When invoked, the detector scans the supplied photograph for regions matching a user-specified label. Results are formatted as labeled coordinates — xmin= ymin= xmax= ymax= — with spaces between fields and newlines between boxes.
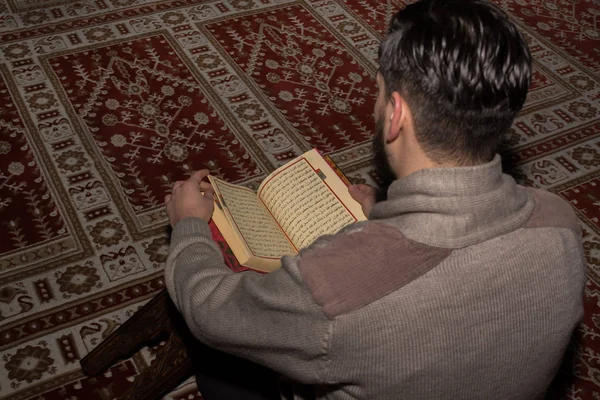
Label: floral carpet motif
xmin=0 ymin=0 xmax=598 ymax=399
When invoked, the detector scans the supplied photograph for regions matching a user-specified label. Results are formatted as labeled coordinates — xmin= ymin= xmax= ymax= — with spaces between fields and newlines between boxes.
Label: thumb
xmin=189 ymin=169 xmax=210 ymax=185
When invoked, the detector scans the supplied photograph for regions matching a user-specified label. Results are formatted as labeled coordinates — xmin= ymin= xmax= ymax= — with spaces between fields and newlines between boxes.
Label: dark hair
xmin=378 ymin=0 xmax=531 ymax=165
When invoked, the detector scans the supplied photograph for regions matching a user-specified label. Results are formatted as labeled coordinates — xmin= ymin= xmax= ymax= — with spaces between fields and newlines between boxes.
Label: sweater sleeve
xmin=163 ymin=217 xmax=333 ymax=384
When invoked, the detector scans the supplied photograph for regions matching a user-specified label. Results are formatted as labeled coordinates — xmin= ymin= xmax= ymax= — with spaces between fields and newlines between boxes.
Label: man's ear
xmin=386 ymin=92 xmax=406 ymax=143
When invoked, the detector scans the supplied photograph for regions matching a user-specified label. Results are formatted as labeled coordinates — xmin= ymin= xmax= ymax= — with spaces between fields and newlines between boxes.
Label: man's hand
xmin=348 ymin=184 xmax=377 ymax=217
xmin=165 ymin=169 xmax=214 ymax=227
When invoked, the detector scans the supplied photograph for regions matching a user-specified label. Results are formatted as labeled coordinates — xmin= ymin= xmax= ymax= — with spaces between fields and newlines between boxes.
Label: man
xmin=164 ymin=0 xmax=586 ymax=398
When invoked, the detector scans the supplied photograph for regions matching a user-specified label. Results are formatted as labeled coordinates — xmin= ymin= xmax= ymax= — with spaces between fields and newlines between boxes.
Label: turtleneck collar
xmin=369 ymin=155 xmax=535 ymax=248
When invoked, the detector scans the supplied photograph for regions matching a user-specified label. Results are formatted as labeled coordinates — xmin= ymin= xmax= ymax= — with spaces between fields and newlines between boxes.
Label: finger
xmin=173 ymin=181 xmax=185 ymax=191
xmin=348 ymin=187 xmax=368 ymax=203
xmin=199 ymin=181 xmax=214 ymax=194
xmin=189 ymin=169 xmax=210 ymax=185
xmin=354 ymin=184 xmax=377 ymax=194
xmin=164 ymin=194 xmax=172 ymax=204
xmin=202 ymin=187 xmax=215 ymax=197
xmin=349 ymin=184 xmax=370 ymax=196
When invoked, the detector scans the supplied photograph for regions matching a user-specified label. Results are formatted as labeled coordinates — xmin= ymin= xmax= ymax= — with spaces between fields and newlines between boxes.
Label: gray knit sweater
xmin=165 ymin=155 xmax=585 ymax=399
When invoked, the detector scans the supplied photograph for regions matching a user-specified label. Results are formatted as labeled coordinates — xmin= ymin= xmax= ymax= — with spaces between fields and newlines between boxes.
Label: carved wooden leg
xmin=80 ymin=289 xmax=173 ymax=377
xmin=80 ymin=289 xmax=197 ymax=400
xmin=118 ymin=330 xmax=194 ymax=400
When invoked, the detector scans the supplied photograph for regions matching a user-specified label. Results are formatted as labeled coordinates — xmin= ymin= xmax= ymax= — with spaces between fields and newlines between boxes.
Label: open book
xmin=209 ymin=149 xmax=366 ymax=272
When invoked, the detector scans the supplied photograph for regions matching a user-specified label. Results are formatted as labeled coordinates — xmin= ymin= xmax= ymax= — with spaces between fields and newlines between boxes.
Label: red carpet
xmin=0 ymin=0 xmax=598 ymax=398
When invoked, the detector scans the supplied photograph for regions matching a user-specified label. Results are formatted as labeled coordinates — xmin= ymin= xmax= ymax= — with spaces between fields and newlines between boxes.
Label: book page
xmin=211 ymin=200 xmax=283 ymax=272
xmin=258 ymin=152 xmax=362 ymax=250
xmin=210 ymin=177 xmax=297 ymax=258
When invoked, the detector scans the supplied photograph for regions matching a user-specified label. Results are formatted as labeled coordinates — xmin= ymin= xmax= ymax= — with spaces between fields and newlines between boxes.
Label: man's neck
xmin=394 ymin=155 xmax=447 ymax=180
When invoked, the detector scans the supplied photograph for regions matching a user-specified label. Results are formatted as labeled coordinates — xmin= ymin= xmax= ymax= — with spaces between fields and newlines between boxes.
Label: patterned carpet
xmin=0 ymin=0 xmax=598 ymax=398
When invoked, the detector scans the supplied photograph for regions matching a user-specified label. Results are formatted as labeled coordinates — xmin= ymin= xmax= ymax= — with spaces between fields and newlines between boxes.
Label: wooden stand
xmin=79 ymin=289 xmax=194 ymax=400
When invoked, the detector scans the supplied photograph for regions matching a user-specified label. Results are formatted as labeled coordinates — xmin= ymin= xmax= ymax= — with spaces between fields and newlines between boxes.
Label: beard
xmin=372 ymin=113 xmax=396 ymax=198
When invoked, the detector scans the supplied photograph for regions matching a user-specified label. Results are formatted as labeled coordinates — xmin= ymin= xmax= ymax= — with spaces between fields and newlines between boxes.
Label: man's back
xmin=325 ymin=220 xmax=583 ymax=399
xmin=294 ymin=158 xmax=585 ymax=399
